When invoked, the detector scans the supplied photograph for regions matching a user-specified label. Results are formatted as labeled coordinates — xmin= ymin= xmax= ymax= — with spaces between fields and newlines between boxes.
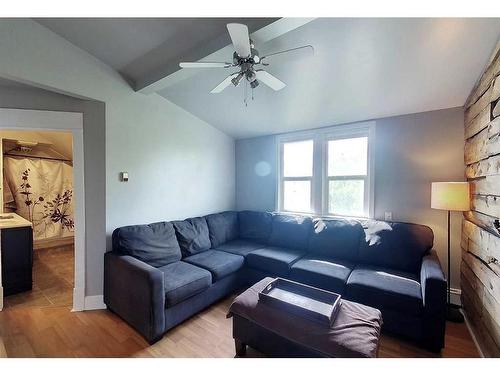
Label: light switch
xmin=120 ymin=172 xmax=129 ymax=182
xmin=384 ymin=211 xmax=393 ymax=221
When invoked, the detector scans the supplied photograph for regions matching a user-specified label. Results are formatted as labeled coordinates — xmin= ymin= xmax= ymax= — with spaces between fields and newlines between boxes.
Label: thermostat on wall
xmin=120 ymin=172 xmax=129 ymax=182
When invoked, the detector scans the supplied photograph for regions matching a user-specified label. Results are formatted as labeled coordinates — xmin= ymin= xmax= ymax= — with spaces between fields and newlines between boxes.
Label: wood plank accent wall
xmin=461 ymin=42 xmax=500 ymax=357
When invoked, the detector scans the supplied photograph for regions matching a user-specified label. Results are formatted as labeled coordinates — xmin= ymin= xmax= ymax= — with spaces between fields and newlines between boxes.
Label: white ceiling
xmin=34 ymin=18 xmax=500 ymax=139
xmin=158 ymin=18 xmax=500 ymax=139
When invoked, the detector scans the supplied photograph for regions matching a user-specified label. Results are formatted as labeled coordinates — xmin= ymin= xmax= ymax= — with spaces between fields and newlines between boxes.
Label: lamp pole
xmin=446 ymin=210 xmax=464 ymax=323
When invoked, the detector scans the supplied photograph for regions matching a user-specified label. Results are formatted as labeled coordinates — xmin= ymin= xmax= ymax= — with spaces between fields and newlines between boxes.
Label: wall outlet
xmin=384 ymin=211 xmax=393 ymax=221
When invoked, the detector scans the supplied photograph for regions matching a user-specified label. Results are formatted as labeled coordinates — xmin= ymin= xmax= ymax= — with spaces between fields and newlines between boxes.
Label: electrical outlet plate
xmin=384 ymin=212 xmax=392 ymax=221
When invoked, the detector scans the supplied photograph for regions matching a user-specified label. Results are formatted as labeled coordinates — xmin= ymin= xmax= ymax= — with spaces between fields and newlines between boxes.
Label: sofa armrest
xmin=420 ymin=249 xmax=446 ymax=314
xmin=104 ymin=252 xmax=165 ymax=343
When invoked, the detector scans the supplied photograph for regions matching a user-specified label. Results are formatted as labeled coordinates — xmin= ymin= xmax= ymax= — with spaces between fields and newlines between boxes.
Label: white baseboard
xmin=83 ymin=295 xmax=106 ymax=310
xmin=450 ymin=288 xmax=461 ymax=306
xmin=72 ymin=287 xmax=85 ymax=312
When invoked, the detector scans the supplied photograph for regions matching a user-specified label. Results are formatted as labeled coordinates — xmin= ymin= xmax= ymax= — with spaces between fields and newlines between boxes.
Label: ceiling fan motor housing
xmin=233 ymin=46 xmax=260 ymax=65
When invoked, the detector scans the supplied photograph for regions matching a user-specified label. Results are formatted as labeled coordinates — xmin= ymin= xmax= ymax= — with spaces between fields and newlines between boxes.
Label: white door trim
xmin=0 ymin=108 xmax=86 ymax=311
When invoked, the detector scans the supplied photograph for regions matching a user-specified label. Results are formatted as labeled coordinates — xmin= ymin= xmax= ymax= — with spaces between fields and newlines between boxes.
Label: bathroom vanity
xmin=0 ymin=213 xmax=33 ymax=310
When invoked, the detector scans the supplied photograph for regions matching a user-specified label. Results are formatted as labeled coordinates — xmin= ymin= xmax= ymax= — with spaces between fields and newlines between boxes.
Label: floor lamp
xmin=431 ymin=181 xmax=470 ymax=323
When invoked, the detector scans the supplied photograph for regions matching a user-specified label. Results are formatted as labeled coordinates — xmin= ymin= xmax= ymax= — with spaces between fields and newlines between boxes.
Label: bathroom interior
xmin=0 ymin=129 xmax=75 ymax=310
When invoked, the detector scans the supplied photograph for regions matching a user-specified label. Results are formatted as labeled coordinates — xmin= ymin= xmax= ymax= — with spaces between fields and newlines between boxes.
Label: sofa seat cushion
xmin=345 ymin=266 xmax=423 ymax=315
xmin=214 ymin=239 xmax=265 ymax=256
xmin=246 ymin=246 xmax=305 ymax=277
xmin=158 ymin=261 xmax=212 ymax=307
xmin=183 ymin=250 xmax=244 ymax=281
xmin=289 ymin=256 xmax=354 ymax=294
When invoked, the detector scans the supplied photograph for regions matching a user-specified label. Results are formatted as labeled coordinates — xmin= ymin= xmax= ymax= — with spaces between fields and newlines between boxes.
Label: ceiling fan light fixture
xmin=250 ymin=80 xmax=259 ymax=89
xmin=231 ymin=72 xmax=244 ymax=87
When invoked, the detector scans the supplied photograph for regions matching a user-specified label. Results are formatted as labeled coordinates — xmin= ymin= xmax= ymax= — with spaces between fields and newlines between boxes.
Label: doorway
xmin=0 ymin=108 xmax=85 ymax=312
xmin=1 ymin=130 xmax=75 ymax=309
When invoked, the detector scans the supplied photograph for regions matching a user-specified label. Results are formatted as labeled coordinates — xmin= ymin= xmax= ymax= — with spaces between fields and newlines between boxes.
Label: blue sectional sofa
xmin=104 ymin=210 xmax=446 ymax=351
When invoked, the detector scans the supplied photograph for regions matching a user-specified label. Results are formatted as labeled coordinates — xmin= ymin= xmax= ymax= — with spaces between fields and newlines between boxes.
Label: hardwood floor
xmin=0 ymin=247 xmax=480 ymax=358
xmin=0 ymin=295 xmax=480 ymax=358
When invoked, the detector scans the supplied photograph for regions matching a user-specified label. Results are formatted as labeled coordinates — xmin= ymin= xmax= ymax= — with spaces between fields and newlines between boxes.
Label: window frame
xmin=276 ymin=121 xmax=375 ymax=218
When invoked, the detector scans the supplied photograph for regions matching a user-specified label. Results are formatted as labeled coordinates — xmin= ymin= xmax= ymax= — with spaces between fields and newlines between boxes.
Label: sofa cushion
xmin=112 ymin=221 xmax=181 ymax=267
xmin=205 ymin=211 xmax=239 ymax=248
xmin=246 ymin=246 xmax=305 ymax=277
xmin=158 ymin=261 xmax=212 ymax=307
xmin=308 ymin=218 xmax=363 ymax=262
xmin=345 ymin=266 xmax=423 ymax=315
xmin=268 ymin=214 xmax=312 ymax=251
xmin=359 ymin=220 xmax=434 ymax=274
xmin=238 ymin=210 xmax=273 ymax=243
xmin=214 ymin=239 xmax=265 ymax=257
xmin=183 ymin=249 xmax=244 ymax=281
xmin=172 ymin=217 xmax=211 ymax=257
xmin=289 ymin=256 xmax=354 ymax=294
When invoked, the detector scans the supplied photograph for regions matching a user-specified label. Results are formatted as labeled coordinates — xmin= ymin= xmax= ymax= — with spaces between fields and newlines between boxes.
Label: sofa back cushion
xmin=238 ymin=210 xmax=273 ymax=243
xmin=204 ymin=211 xmax=239 ymax=248
xmin=172 ymin=217 xmax=211 ymax=257
xmin=308 ymin=218 xmax=364 ymax=262
xmin=358 ymin=220 xmax=434 ymax=274
xmin=112 ymin=221 xmax=181 ymax=267
xmin=268 ymin=214 xmax=312 ymax=251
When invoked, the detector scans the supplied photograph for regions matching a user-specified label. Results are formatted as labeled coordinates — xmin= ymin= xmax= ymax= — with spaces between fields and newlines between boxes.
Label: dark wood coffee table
xmin=227 ymin=277 xmax=383 ymax=358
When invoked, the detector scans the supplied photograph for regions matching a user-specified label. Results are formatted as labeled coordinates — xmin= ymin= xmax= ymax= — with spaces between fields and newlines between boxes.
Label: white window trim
xmin=276 ymin=121 xmax=375 ymax=218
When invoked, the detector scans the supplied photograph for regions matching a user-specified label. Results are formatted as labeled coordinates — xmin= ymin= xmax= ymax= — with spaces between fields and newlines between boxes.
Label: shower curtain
xmin=3 ymin=156 xmax=74 ymax=241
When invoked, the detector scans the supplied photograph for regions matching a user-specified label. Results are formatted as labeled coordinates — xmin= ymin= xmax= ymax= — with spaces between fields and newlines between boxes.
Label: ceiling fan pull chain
xmin=244 ymin=79 xmax=248 ymax=107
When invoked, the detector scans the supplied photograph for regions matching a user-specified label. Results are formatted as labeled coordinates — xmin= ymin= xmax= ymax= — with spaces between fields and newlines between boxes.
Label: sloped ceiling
xmin=33 ymin=18 xmax=500 ymax=139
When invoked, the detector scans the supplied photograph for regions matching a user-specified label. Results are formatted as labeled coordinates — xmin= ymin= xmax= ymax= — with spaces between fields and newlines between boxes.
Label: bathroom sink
xmin=0 ymin=215 xmax=15 ymax=220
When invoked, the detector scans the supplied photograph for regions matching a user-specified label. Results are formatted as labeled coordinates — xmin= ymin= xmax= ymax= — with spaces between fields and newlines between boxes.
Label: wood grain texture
xmin=465 ymin=85 xmax=493 ymax=125
xmin=0 ymin=296 xmax=480 ymax=358
xmin=464 ymin=210 xmax=500 ymax=238
xmin=470 ymin=173 xmax=500 ymax=197
xmin=462 ymin=41 xmax=500 ymax=358
xmin=465 ymin=105 xmax=491 ymax=139
xmin=465 ymin=152 xmax=500 ymax=179
xmin=464 ymin=118 xmax=500 ymax=166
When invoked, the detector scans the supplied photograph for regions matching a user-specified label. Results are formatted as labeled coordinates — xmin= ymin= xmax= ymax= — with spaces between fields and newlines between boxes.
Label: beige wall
xmin=236 ymin=107 xmax=465 ymax=289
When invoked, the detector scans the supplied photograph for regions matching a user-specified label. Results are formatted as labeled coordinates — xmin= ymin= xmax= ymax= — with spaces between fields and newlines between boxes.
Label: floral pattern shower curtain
xmin=3 ymin=156 xmax=74 ymax=241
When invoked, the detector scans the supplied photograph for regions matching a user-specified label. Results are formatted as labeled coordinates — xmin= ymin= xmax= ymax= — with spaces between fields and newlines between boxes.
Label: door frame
xmin=0 ymin=108 xmax=85 ymax=311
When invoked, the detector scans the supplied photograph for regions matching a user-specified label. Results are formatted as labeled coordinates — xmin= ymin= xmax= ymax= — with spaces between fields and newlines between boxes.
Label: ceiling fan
xmin=179 ymin=23 xmax=313 ymax=94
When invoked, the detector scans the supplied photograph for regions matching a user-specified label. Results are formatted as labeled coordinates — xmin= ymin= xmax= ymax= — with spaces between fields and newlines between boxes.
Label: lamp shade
xmin=431 ymin=182 xmax=470 ymax=211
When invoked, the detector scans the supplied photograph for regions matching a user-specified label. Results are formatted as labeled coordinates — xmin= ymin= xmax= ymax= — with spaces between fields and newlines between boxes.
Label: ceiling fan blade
xmin=227 ymin=23 xmax=251 ymax=58
xmin=255 ymin=70 xmax=286 ymax=91
xmin=210 ymin=74 xmax=238 ymax=94
xmin=260 ymin=45 xmax=314 ymax=63
xmin=179 ymin=62 xmax=232 ymax=68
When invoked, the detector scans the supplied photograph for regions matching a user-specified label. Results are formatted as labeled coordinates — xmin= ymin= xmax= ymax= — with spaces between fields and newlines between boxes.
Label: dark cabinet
xmin=1 ymin=226 xmax=33 ymax=296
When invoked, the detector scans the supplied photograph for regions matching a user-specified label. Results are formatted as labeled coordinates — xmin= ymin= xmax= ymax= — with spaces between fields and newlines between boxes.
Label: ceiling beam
xmin=136 ymin=17 xmax=316 ymax=94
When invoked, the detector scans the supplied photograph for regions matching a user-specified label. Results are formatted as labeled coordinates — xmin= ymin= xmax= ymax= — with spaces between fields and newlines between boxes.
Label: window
xmin=280 ymin=140 xmax=313 ymax=213
xmin=277 ymin=122 xmax=374 ymax=217
xmin=327 ymin=136 xmax=368 ymax=216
